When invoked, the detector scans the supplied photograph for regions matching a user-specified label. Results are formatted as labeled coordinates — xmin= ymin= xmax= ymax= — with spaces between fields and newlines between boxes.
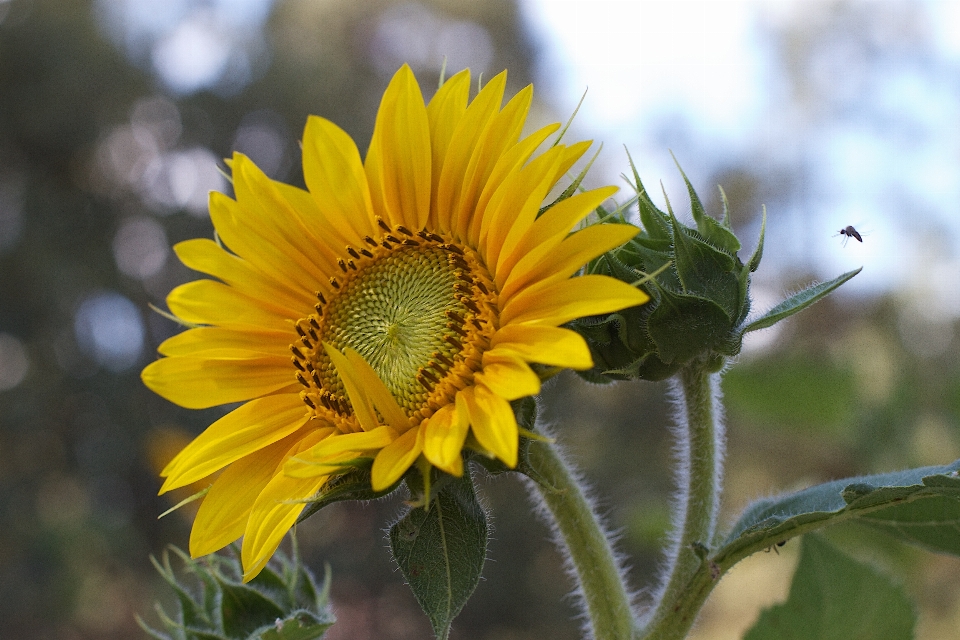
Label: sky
xmin=71 ymin=0 xmax=960 ymax=376
xmin=521 ymin=0 xmax=960 ymax=319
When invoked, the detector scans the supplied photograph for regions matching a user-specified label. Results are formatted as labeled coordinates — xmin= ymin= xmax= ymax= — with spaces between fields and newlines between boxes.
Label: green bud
xmin=574 ymin=162 xmax=762 ymax=382
xmin=575 ymin=158 xmax=859 ymax=382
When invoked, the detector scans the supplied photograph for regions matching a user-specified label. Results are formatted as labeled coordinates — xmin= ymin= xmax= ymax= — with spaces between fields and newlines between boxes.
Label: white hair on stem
xmin=643 ymin=368 xmax=726 ymax=626
xmin=520 ymin=419 xmax=642 ymax=640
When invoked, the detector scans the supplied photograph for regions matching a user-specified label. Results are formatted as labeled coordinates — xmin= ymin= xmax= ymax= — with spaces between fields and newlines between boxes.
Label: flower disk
xmin=142 ymin=64 xmax=649 ymax=580
xmin=294 ymin=233 xmax=497 ymax=429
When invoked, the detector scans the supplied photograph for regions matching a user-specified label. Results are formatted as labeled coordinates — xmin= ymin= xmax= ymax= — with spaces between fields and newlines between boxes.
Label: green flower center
xmin=290 ymin=226 xmax=498 ymax=430
xmin=325 ymin=244 xmax=465 ymax=408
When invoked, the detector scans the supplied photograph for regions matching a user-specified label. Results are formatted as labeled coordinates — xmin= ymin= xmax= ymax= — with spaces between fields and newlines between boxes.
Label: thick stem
xmin=527 ymin=439 xmax=638 ymax=640
xmin=641 ymin=360 xmax=724 ymax=639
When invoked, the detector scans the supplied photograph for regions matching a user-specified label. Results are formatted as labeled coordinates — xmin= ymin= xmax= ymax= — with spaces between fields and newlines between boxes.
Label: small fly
xmin=837 ymin=225 xmax=863 ymax=247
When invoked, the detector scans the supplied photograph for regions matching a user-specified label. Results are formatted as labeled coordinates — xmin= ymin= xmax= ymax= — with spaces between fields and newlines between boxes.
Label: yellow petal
xmin=273 ymin=165 xmax=368 ymax=271
xmin=158 ymin=326 xmax=291 ymax=358
xmin=285 ymin=425 xmax=397 ymax=476
xmin=241 ymin=460 xmax=329 ymax=580
xmin=371 ymin=426 xmax=424 ymax=491
xmin=501 ymin=275 xmax=650 ymax=327
xmin=242 ymin=481 xmax=318 ymax=581
xmin=159 ymin=394 xmax=309 ymax=491
xmin=480 ymin=145 xmax=566 ymax=271
xmin=519 ymin=224 xmax=640 ymax=289
xmin=230 ymin=155 xmax=340 ymax=286
xmin=469 ymin=122 xmax=560 ymax=243
xmin=322 ymin=343 xmax=379 ymax=432
xmin=528 ymin=185 xmax=620 ymax=249
xmin=141 ymin=356 xmax=294 ymax=410
xmin=549 ymin=140 xmax=592 ymax=186
xmin=344 ymin=348 xmax=411 ymax=432
xmin=435 ymin=71 xmax=506 ymax=234
xmin=492 ymin=143 xmax=595 ymax=285
xmin=489 ymin=325 xmax=594 ymax=369
xmin=365 ymin=64 xmax=431 ymax=231
xmin=302 ymin=115 xmax=377 ymax=243
xmin=167 ymin=280 xmax=295 ymax=332
xmin=454 ymin=84 xmax=533 ymax=243
xmin=174 ymin=238 xmax=313 ymax=311
xmin=475 ymin=355 xmax=541 ymax=401
xmin=461 ymin=385 xmax=518 ymax=468
xmin=498 ymin=190 xmax=624 ymax=298
xmin=207 ymin=189 xmax=330 ymax=299
xmin=422 ymin=403 xmax=469 ymax=476
xmin=189 ymin=432 xmax=300 ymax=557
xmin=426 ymin=69 xmax=470 ymax=226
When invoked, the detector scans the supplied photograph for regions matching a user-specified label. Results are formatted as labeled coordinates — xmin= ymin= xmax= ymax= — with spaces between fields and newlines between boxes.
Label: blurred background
xmin=2 ymin=0 xmax=960 ymax=638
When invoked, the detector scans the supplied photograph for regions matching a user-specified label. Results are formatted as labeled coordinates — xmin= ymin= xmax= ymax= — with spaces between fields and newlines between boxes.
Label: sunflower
xmin=142 ymin=65 xmax=649 ymax=580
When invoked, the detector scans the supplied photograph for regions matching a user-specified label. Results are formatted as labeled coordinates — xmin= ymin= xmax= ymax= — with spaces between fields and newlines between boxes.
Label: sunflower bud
xmin=574 ymin=162 xmax=861 ymax=383
xmin=573 ymin=164 xmax=762 ymax=381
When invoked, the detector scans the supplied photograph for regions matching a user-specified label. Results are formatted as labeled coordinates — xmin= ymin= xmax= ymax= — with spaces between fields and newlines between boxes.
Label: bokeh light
xmin=0 ymin=332 xmax=29 ymax=391
xmin=112 ymin=216 xmax=169 ymax=280
xmin=95 ymin=0 xmax=276 ymax=95
xmin=73 ymin=291 xmax=145 ymax=372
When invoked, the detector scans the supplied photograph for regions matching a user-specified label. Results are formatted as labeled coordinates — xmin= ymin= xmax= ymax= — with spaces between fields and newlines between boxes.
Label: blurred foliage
xmin=2 ymin=1 xmax=960 ymax=639
xmin=141 ymin=545 xmax=334 ymax=640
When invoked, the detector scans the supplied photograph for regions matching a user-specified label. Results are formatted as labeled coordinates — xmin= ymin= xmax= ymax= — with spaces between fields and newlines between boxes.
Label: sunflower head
xmin=574 ymin=165 xmax=762 ymax=381
xmin=141 ymin=64 xmax=648 ymax=580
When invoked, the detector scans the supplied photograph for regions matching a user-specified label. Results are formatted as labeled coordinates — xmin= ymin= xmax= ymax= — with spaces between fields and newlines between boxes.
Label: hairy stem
xmin=641 ymin=359 xmax=725 ymax=639
xmin=527 ymin=439 xmax=638 ymax=640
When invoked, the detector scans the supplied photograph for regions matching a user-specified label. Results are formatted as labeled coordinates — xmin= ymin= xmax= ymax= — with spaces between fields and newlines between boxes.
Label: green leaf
xmin=744 ymin=268 xmax=861 ymax=333
xmin=151 ymin=548 xmax=218 ymax=633
xmin=296 ymin=465 xmax=398 ymax=523
xmin=745 ymin=205 xmax=766 ymax=274
xmin=743 ymin=535 xmax=915 ymax=640
xmin=218 ymin=582 xmax=285 ymax=639
xmin=673 ymin=159 xmax=741 ymax=253
xmin=860 ymin=493 xmax=960 ymax=555
xmin=647 ymin=294 xmax=733 ymax=364
xmin=721 ymin=460 xmax=960 ymax=563
xmin=389 ymin=472 xmax=488 ymax=640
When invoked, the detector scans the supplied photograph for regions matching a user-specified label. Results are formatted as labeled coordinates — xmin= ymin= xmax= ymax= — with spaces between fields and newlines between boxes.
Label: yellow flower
xmin=142 ymin=65 xmax=649 ymax=580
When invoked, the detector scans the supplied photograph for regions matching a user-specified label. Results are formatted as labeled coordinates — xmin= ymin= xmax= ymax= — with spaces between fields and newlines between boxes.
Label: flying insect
xmin=837 ymin=225 xmax=863 ymax=246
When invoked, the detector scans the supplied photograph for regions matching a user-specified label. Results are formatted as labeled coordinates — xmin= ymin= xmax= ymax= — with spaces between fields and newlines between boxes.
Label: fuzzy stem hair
xmin=523 ymin=433 xmax=640 ymax=640
xmin=640 ymin=359 xmax=726 ymax=639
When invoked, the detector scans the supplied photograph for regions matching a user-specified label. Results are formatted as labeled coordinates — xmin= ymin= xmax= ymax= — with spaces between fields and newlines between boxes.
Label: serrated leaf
xmin=722 ymin=460 xmax=960 ymax=562
xmin=389 ymin=472 xmax=487 ymax=640
xmin=744 ymin=268 xmax=861 ymax=333
xmin=743 ymin=535 xmax=915 ymax=640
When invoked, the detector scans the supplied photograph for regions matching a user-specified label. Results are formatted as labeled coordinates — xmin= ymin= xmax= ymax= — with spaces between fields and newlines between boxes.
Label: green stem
xmin=641 ymin=360 xmax=724 ymax=639
xmin=527 ymin=439 xmax=638 ymax=640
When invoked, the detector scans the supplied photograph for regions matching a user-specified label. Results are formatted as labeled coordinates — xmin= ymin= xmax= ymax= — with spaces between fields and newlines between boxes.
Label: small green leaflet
xmin=744 ymin=268 xmax=861 ymax=333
